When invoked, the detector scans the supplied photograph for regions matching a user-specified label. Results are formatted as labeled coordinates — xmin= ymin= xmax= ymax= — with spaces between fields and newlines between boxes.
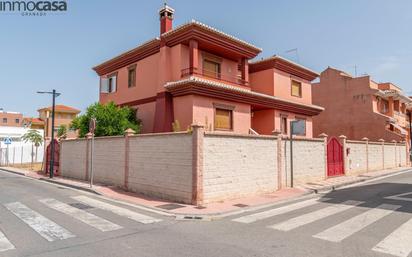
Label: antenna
xmin=349 ymin=65 xmax=357 ymax=77
xmin=285 ymin=48 xmax=300 ymax=63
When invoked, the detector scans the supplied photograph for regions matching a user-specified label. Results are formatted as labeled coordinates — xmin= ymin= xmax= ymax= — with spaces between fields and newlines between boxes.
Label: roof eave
xmin=165 ymin=77 xmax=324 ymax=116
xmin=249 ymin=56 xmax=319 ymax=81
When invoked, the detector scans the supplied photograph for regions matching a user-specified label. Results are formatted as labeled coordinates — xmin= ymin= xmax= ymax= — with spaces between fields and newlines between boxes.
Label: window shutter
xmin=100 ymin=78 xmax=109 ymax=93
xmin=215 ymin=109 xmax=232 ymax=130
xmin=291 ymin=80 xmax=302 ymax=97
xmin=111 ymin=75 xmax=117 ymax=92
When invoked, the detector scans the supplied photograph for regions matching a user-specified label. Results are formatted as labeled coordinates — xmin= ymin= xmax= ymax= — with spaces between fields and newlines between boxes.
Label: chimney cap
xmin=159 ymin=3 xmax=175 ymax=15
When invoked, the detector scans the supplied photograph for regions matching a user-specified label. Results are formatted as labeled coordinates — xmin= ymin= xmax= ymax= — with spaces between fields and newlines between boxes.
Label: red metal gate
xmin=327 ymin=137 xmax=344 ymax=177
xmin=45 ymin=139 xmax=60 ymax=176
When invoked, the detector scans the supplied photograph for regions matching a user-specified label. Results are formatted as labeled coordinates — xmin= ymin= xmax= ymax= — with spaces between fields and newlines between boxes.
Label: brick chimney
xmin=159 ymin=3 xmax=174 ymax=34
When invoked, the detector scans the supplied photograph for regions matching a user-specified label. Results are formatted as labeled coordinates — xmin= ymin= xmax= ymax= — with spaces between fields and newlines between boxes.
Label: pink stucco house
xmin=93 ymin=4 xmax=323 ymax=137
xmin=312 ymin=67 xmax=412 ymax=142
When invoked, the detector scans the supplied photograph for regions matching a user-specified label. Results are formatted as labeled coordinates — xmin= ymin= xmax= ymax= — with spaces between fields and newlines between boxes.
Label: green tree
xmin=70 ymin=102 xmax=141 ymax=138
xmin=21 ymin=129 xmax=43 ymax=169
xmin=57 ymin=124 xmax=67 ymax=138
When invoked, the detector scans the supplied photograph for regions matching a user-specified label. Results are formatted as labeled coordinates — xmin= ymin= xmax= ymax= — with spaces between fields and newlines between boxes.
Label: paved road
xmin=1 ymin=169 xmax=412 ymax=257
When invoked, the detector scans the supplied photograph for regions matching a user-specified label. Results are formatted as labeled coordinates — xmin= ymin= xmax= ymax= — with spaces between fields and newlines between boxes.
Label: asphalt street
xmin=1 ymin=169 xmax=412 ymax=257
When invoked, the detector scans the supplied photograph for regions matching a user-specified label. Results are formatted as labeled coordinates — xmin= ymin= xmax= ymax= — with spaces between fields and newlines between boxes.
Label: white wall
xmin=203 ymin=134 xmax=278 ymax=203
xmin=284 ymin=138 xmax=326 ymax=185
xmin=0 ymin=126 xmax=45 ymax=165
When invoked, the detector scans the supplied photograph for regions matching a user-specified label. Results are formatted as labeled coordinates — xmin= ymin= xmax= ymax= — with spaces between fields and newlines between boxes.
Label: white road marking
xmin=4 ymin=202 xmax=74 ymax=241
xmin=39 ymin=198 xmax=122 ymax=232
xmin=0 ymin=230 xmax=15 ymax=252
xmin=72 ymin=196 xmax=162 ymax=224
xmin=372 ymin=217 xmax=412 ymax=257
xmin=314 ymin=204 xmax=399 ymax=242
xmin=268 ymin=201 xmax=360 ymax=231
xmin=384 ymin=191 xmax=412 ymax=202
xmin=232 ymin=198 xmax=320 ymax=223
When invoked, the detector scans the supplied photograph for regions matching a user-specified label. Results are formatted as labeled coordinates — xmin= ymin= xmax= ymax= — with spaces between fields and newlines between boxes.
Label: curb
xmin=1 ymin=167 xmax=411 ymax=219
xmin=39 ymin=178 xmax=102 ymax=195
xmin=0 ymin=168 xmax=27 ymax=177
xmin=303 ymin=168 xmax=412 ymax=194
xmin=0 ymin=167 xmax=102 ymax=196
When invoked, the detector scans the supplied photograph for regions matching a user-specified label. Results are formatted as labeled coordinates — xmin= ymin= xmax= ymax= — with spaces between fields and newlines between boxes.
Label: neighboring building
xmin=93 ymin=4 xmax=323 ymax=136
xmin=0 ymin=111 xmax=23 ymax=127
xmin=312 ymin=67 xmax=412 ymax=141
xmin=22 ymin=117 xmax=45 ymax=130
xmin=24 ymin=105 xmax=80 ymax=139
xmin=38 ymin=105 xmax=80 ymax=139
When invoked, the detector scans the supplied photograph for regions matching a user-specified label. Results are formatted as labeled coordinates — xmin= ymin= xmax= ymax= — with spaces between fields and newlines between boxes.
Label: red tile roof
xmin=23 ymin=117 xmax=44 ymax=124
xmin=38 ymin=105 xmax=80 ymax=113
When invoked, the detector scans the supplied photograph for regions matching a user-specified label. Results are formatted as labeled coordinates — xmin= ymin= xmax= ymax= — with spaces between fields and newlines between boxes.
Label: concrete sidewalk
xmin=0 ymin=166 xmax=410 ymax=218
xmin=296 ymin=167 xmax=411 ymax=193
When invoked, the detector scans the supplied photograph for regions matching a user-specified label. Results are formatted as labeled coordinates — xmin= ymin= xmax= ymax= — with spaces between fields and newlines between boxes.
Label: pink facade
xmin=94 ymin=5 xmax=323 ymax=137
xmin=312 ymin=67 xmax=411 ymax=142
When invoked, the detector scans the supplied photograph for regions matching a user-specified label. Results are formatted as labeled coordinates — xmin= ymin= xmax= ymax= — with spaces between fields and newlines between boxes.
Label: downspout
xmin=409 ymin=111 xmax=412 ymax=164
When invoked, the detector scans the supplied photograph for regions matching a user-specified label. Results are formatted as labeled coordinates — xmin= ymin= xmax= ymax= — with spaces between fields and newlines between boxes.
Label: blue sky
xmin=1 ymin=0 xmax=411 ymax=116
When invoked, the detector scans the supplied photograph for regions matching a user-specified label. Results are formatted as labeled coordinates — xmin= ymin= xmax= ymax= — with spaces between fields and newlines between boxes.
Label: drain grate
xmin=233 ymin=203 xmax=249 ymax=208
xmin=195 ymin=206 xmax=207 ymax=209
xmin=69 ymin=203 xmax=94 ymax=210
xmin=156 ymin=203 xmax=185 ymax=210
xmin=183 ymin=216 xmax=203 ymax=220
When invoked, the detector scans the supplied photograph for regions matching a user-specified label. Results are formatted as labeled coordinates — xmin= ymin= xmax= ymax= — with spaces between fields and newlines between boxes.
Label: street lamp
xmin=37 ymin=89 xmax=61 ymax=178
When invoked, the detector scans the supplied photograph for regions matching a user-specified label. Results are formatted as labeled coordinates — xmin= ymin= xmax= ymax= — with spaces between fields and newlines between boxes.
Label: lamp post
xmin=37 ymin=90 xmax=61 ymax=178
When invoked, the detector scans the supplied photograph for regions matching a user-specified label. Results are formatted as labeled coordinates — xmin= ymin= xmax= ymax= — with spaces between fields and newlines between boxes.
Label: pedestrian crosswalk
xmin=313 ymin=204 xmax=399 ymax=242
xmin=0 ymin=229 xmax=15 ymax=252
xmin=0 ymin=196 xmax=163 ymax=253
xmin=39 ymin=198 xmax=122 ymax=232
xmin=269 ymin=200 xmax=360 ymax=231
xmin=232 ymin=199 xmax=412 ymax=257
xmin=72 ymin=196 xmax=162 ymax=224
xmin=5 ymin=202 xmax=75 ymax=242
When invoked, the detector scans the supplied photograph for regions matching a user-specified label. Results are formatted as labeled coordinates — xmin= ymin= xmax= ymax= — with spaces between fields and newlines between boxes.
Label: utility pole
xmin=37 ymin=89 xmax=60 ymax=178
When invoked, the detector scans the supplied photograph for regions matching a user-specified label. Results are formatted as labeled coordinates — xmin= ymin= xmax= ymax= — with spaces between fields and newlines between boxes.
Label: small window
xmin=2 ymin=118 xmax=7 ymax=123
xmin=293 ymin=118 xmax=306 ymax=136
xmin=291 ymin=80 xmax=302 ymax=97
xmin=203 ymin=59 xmax=220 ymax=79
xmin=128 ymin=66 xmax=136 ymax=88
xmin=108 ymin=75 xmax=117 ymax=93
xmin=381 ymin=99 xmax=389 ymax=114
xmin=15 ymin=119 xmax=19 ymax=124
xmin=101 ymin=73 xmax=117 ymax=93
xmin=281 ymin=116 xmax=288 ymax=135
xmin=394 ymin=100 xmax=400 ymax=112
xmin=214 ymin=108 xmax=232 ymax=130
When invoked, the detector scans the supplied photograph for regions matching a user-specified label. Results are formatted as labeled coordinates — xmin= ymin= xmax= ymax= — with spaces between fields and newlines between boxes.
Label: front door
xmin=327 ymin=137 xmax=344 ymax=177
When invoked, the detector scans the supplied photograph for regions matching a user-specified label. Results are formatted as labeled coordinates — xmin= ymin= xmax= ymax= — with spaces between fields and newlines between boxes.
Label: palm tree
xmin=21 ymin=130 xmax=43 ymax=170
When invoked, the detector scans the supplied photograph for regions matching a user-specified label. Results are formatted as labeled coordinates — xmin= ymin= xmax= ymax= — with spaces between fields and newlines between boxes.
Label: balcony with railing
xmin=394 ymin=111 xmax=407 ymax=127
xmin=181 ymin=67 xmax=249 ymax=87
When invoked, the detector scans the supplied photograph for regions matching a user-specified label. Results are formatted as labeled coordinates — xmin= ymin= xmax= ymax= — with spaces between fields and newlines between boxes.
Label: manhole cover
xmin=69 ymin=203 xmax=93 ymax=210
xmin=156 ymin=203 xmax=185 ymax=210
xmin=233 ymin=204 xmax=249 ymax=208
